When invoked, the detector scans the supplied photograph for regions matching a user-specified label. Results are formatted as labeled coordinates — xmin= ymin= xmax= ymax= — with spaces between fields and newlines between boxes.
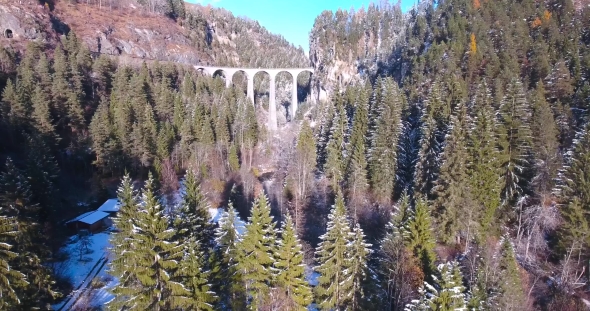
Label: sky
xmin=185 ymin=0 xmax=414 ymax=54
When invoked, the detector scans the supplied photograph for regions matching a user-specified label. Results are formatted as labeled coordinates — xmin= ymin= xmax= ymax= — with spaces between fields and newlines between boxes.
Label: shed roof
xmin=78 ymin=211 xmax=110 ymax=225
xmin=66 ymin=211 xmax=94 ymax=224
xmin=97 ymin=199 xmax=120 ymax=213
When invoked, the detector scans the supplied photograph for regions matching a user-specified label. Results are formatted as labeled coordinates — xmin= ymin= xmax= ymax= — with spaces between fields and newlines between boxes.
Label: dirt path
xmin=56 ymin=254 xmax=108 ymax=311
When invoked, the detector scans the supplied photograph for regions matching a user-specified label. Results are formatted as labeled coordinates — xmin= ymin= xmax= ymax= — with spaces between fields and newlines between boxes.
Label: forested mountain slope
xmin=0 ymin=1 xmax=309 ymax=309
xmin=305 ymin=0 xmax=590 ymax=309
xmin=3 ymin=0 xmax=590 ymax=310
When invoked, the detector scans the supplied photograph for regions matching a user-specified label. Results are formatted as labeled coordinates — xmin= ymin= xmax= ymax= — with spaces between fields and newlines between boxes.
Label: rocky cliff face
xmin=0 ymin=1 xmax=308 ymax=69
xmin=308 ymin=5 xmax=406 ymax=102
xmin=0 ymin=3 xmax=59 ymax=44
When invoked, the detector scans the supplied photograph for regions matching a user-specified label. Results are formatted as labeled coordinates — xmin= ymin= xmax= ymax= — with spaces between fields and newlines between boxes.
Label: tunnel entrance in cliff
xmin=4 ymin=29 xmax=13 ymax=39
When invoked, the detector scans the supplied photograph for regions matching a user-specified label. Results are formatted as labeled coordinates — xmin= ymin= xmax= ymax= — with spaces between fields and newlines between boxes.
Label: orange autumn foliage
xmin=470 ymin=33 xmax=477 ymax=54
xmin=531 ymin=17 xmax=542 ymax=28
xmin=543 ymin=9 xmax=552 ymax=21
xmin=474 ymin=0 xmax=481 ymax=10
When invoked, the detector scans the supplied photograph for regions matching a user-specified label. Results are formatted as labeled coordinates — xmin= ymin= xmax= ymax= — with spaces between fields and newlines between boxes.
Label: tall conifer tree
xmin=468 ymin=82 xmax=502 ymax=238
xmin=557 ymin=123 xmax=590 ymax=259
xmin=176 ymin=170 xmax=215 ymax=252
xmin=109 ymin=173 xmax=187 ymax=310
xmin=211 ymin=203 xmax=246 ymax=310
xmin=325 ymin=89 xmax=347 ymax=189
xmin=414 ymin=83 xmax=445 ymax=199
xmin=368 ymin=77 xmax=403 ymax=205
xmin=315 ymin=190 xmax=353 ymax=310
xmin=0 ymin=209 xmax=27 ymax=309
xmin=348 ymin=223 xmax=372 ymax=310
xmin=432 ymin=100 xmax=472 ymax=245
xmin=274 ymin=214 xmax=313 ymax=310
xmin=498 ymin=78 xmax=532 ymax=206
xmin=406 ymin=196 xmax=436 ymax=279
xmin=345 ymin=84 xmax=370 ymax=218
xmin=237 ymin=192 xmax=277 ymax=309
xmin=0 ymin=158 xmax=58 ymax=308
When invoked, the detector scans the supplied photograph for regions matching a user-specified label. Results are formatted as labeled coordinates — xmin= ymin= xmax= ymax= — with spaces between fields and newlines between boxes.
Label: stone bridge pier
xmin=194 ymin=65 xmax=313 ymax=131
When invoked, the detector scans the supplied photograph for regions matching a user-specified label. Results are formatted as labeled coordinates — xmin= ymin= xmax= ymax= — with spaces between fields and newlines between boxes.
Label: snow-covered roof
xmin=97 ymin=199 xmax=120 ymax=213
xmin=78 ymin=211 xmax=110 ymax=225
xmin=66 ymin=211 xmax=94 ymax=224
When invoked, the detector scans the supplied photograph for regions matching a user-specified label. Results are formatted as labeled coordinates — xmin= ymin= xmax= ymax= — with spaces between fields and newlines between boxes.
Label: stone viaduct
xmin=194 ymin=66 xmax=314 ymax=131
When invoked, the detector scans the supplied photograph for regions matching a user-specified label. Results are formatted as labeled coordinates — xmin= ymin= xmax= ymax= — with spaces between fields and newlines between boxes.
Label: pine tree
xmin=109 ymin=173 xmax=187 ymax=310
xmin=108 ymin=174 xmax=141 ymax=306
xmin=111 ymin=69 xmax=134 ymax=162
xmin=468 ymin=81 xmax=502 ymax=239
xmin=90 ymin=100 xmax=120 ymax=175
xmin=65 ymin=88 xmax=85 ymax=132
xmin=368 ymin=77 xmax=403 ymax=205
xmin=108 ymin=174 xmax=139 ymax=308
xmin=92 ymin=55 xmax=114 ymax=102
xmin=211 ymin=203 xmax=246 ymax=311
xmin=0 ymin=158 xmax=58 ymax=308
xmin=237 ymin=192 xmax=277 ymax=309
xmin=35 ymin=53 xmax=52 ymax=97
xmin=1 ymin=79 xmax=26 ymax=130
xmin=31 ymin=85 xmax=59 ymax=145
xmin=496 ymin=237 xmax=526 ymax=310
xmin=236 ymin=99 xmax=259 ymax=169
xmin=315 ymin=100 xmax=334 ymax=172
xmin=396 ymin=110 xmax=421 ymax=197
xmin=0 ymin=209 xmax=28 ymax=309
xmin=228 ymin=143 xmax=241 ymax=172
xmin=24 ymin=135 xmax=60 ymax=225
xmin=195 ymin=104 xmax=215 ymax=147
xmin=175 ymin=170 xmax=215 ymax=252
xmin=406 ymin=196 xmax=436 ymax=279
xmin=274 ymin=214 xmax=313 ymax=310
xmin=379 ymin=193 xmax=422 ymax=310
xmin=497 ymin=78 xmax=532 ymax=206
xmin=15 ymin=46 xmax=36 ymax=113
xmin=314 ymin=190 xmax=353 ymax=310
xmin=348 ymin=223 xmax=372 ymax=310
xmin=405 ymin=261 xmax=467 ymax=310
xmin=175 ymin=238 xmax=217 ymax=310
xmin=557 ymin=123 xmax=590 ymax=260
xmin=51 ymin=46 xmax=70 ymax=120
xmin=432 ymin=100 xmax=472 ymax=245
xmin=345 ymin=85 xmax=369 ymax=218
xmin=530 ymin=82 xmax=560 ymax=195
xmin=414 ymin=83 xmax=446 ymax=199
xmin=325 ymin=90 xmax=348 ymax=189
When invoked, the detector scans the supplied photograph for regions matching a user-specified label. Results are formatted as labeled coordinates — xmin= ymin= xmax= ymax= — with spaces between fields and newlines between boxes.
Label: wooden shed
xmin=66 ymin=211 xmax=110 ymax=232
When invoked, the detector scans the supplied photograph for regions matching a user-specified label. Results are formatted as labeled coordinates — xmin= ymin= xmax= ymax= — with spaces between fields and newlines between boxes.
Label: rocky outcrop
xmin=0 ymin=4 xmax=52 ymax=41
xmin=309 ymin=37 xmax=360 ymax=102
xmin=308 ymin=6 xmax=407 ymax=102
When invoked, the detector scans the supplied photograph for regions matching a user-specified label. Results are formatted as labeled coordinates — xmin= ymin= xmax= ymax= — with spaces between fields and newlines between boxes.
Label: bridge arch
xmin=195 ymin=67 xmax=210 ymax=76
xmin=230 ymin=70 xmax=249 ymax=94
xmin=212 ymin=69 xmax=233 ymax=87
xmin=275 ymin=71 xmax=295 ymax=121
xmin=192 ymin=65 xmax=314 ymax=131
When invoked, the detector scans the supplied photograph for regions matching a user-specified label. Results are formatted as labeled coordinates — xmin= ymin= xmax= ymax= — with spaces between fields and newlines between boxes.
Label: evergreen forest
xmin=2 ymin=0 xmax=590 ymax=310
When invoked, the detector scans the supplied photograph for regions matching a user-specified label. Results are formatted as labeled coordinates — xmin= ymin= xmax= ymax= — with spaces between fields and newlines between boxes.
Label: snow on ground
xmin=305 ymin=265 xmax=320 ymax=310
xmin=51 ymin=198 xmax=248 ymax=309
xmin=209 ymin=207 xmax=223 ymax=223
xmin=51 ymin=230 xmax=113 ymax=310
xmin=305 ymin=266 xmax=320 ymax=287
xmin=210 ymin=207 xmax=247 ymax=235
